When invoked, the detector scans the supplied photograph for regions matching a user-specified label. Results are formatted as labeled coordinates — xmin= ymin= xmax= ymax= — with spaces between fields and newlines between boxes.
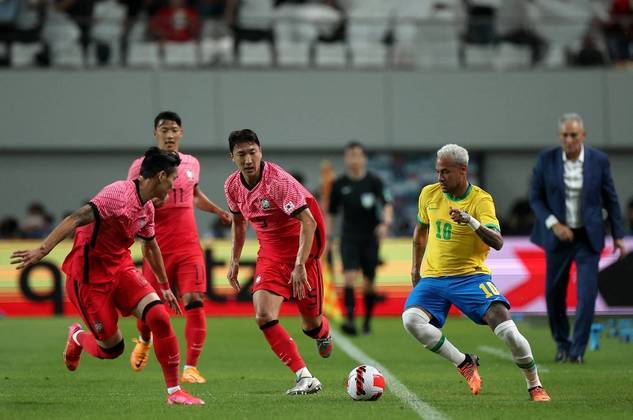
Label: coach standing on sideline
xmin=529 ymin=113 xmax=626 ymax=364
xmin=327 ymin=141 xmax=393 ymax=336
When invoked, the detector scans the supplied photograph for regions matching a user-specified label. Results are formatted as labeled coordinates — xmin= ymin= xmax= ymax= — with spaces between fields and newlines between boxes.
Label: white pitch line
xmin=331 ymin=329 xmax=448 ymax=420
xmin=477 ymin=345 xmax=550 ymax=373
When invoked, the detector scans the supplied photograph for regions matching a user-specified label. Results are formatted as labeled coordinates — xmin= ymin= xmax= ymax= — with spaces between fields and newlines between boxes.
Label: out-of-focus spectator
xmin=0 ymin=0 xmax=49 ymax=67
xmin=572 ymin=34 xmax=607 ymax=67
xmin=149 ymin=0 xmax=201 ymax=42
xmin=21 ymin=202 xmax=53 ymax=239
xmin=0 ymin=216 xmax=20 ymax=239
xmin=504 ymin=198 xmax=535 ymax=235
xmin=602 ymin=0 xmax=633 ymax=64
xmin=497 ymin=0 xmax=548 ymax=66
xmin=627 ymin=197 xmax=633 ymax=234
xmin=461 ymin=0 xmax=500 ymax=45
xmin=55 ymin=0 xmax=97 ymax=64
xmin=226 ymin=0 xmax=276 ymax=65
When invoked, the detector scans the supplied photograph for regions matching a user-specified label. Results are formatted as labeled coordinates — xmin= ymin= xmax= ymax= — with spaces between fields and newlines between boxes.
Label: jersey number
xmin=479 ymin=281 xmax=500 ymax=298
xmin=171 ymin=188 xmax=185 ymax=204
xmin=435 ymin=220 xmax=452 ymax=240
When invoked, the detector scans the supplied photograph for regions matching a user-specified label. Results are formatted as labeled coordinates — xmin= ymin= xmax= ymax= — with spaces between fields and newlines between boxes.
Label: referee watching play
xmin=327 ymin=141 xmax=393 ymax=335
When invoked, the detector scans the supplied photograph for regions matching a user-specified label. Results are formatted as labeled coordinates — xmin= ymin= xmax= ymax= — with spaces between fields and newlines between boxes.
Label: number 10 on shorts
xmin=479 ymin=281 xmax=500 ymax=298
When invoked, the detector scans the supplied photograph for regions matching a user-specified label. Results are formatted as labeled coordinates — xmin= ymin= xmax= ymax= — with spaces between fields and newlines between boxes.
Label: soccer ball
xmin=345 ymin=365 xmax=385 ymax=401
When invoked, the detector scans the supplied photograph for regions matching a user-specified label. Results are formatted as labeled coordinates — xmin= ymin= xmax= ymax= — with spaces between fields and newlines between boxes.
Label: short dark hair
xmin=228 ymin=129 xmax=260 ymax=153
xmin=154 ymin=111 xmax=182 ymax=129
xmin=140 ymin=146 xmax=181 ymax=178
xmin=345 ymin=140 xmax=366 ymax=155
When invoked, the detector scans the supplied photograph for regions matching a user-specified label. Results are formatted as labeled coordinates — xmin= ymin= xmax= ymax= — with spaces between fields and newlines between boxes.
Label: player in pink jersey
xmin=127 ymin=111 xmax=231 ymax=384
xmin=224 ymin=129 xmax=333 ymax=395
xmin=10 ymin=147 xmax=204 ymax=405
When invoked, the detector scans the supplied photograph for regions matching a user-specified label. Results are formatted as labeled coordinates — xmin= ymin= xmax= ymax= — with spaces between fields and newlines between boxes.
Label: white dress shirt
xmin=545 ymin=146 xmax=584 ymax=229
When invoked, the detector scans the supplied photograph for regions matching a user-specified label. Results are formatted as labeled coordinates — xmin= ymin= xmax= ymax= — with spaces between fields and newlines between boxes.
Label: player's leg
xmin=299 ymin=258 xmax=332 ymax=358
xmin=130 ymin=260 xmax=161 ymax=372
xmin=64 ymin=278 xmax=126 ymax=371
xmin=360 ymin=239 xmax=379 ymax=335
xmin=132 ymin=293 xmax=204 ymax=405
xmin=177 ymin=254 xmax=208 ymax=383
xmin=484 ymin=302 xmax=551 ymax=401
xmin=402 ymin=277 xmax=481 ymax=395
xmin=340 ymin=240 xmax=361 ymax=335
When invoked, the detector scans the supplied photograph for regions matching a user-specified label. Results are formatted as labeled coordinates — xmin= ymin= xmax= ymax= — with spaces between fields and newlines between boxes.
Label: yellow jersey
xmin=417 ymin=183 xmax=500 ymax=278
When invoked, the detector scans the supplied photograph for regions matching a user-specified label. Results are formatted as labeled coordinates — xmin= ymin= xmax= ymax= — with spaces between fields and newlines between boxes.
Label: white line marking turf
xmin=331 ymin=329 xmax=448 ymax=420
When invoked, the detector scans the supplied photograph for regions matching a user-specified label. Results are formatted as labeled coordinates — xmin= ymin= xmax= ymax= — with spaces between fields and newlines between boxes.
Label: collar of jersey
xmin=133 ymin=179 xmax=145 ymax=205
xmin=240 ymin=161 xmax=266 ymax=191
xmin=443 ymin=183 xmax=472 ymax=202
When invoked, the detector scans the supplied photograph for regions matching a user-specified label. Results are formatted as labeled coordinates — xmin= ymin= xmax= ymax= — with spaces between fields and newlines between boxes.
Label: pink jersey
xmin=224 ymin=161 xmax=326 ymax=264
xmin=128 ymin=152 xmax=200 ymax=254
xmin=62 ymin=180 xmax=155 ymax=283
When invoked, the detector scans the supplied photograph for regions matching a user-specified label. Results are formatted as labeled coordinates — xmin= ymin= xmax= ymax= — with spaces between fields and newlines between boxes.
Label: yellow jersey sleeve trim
xmin=417 ymin=214 xmax=429 ymax=226
xmin=485 ymin=223 xmax=501 ymax=232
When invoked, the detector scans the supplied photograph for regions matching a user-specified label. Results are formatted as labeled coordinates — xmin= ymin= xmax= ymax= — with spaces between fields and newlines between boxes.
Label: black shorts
xmin=340 ymin=238 xmax=379 ymax=281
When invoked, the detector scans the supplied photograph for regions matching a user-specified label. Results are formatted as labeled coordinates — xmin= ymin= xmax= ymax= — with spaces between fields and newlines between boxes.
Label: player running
xmin=11 ymin=147 xmax=204 ymax=405
xmin=127 ymin=111 xmax=231 ymax=384
xmin=224 ymin=129 xmax=332 ymax=395
xmin=401 ymin=144 xmax=551 ymax=402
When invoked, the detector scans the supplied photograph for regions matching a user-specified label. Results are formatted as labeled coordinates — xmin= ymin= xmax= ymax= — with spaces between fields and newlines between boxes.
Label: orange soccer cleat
xmin=130 ymin=338 xmax=152 ymax=372
xmin=167 ymin=389 xmax=205 ymax=405
xmin=63 ymin=323 xmax=83 ymax=371
xmin=181 ymin=367 xmax=207 ymax=384
xmin=316 ymin=336 xmax=333 ymax=358
xmin=529 ymin=386 xmax=551 ymax=402
xmin=457 ymin=354 xmax=482 ymax=395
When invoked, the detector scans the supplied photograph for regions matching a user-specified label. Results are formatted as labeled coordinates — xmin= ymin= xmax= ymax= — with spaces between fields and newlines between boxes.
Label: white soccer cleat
xmin=286 ymin=376 xmax=322 ymax=395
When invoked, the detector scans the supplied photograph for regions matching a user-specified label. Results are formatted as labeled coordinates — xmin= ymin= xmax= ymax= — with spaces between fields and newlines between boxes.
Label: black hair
xmin=228 ymin=129 xmax=261 ymax=153
xmin=139 ymin=146 xmax=181 ymax=178
xmin=344 ymin=140 xmax=366 ymax=155
xmin=154 ymin=111 xmax=182 ymax=129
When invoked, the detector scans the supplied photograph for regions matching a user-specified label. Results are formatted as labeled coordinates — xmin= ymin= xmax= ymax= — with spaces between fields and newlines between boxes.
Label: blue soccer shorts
xmin=404 ymin=273 xmax=510 ymax=328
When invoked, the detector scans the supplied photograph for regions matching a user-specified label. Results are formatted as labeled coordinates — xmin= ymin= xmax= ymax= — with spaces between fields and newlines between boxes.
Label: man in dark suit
xmin=529 ymin=113 xmax=626 ymax=364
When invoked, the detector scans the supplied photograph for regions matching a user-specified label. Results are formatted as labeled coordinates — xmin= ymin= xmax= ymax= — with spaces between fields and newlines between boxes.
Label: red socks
xmin=136 ymin=318 xmax=152 ymax=343
xmin=145 ymin=304 xmax=180 ymax=388
xmin=260 ymin=320 xmax=305 ymax=372
xmin=77 ymin=331 xmax=124 ymax=359
xmin=184 ymin=301 xmax=206 ymax=367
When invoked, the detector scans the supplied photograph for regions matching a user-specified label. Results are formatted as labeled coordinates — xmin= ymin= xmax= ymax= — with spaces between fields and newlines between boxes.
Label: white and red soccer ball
xmin=346 ymin=365 xmax=385 ymax=401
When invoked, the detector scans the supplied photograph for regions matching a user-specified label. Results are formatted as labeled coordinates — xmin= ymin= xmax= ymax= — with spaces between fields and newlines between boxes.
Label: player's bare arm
xmin=10 ymin=204 xmax=95 ymax=270
xmin=227 ymin=213 xmax=247 ymax=292
xmin=142 ymin=238 xmax=182 ymax=315
xmin=449 ymin=207 xmax=503 ymax=251
xmin=411 ymin=223 xmax=428 ymax=286
xmin=194 ymin=185 xmax=232 ymax=225
xmin=291 ymin=208 xmax=317 ymax=300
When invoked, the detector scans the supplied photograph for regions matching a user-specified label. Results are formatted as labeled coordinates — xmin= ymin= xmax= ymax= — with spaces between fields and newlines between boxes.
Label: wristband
xmin=158 ymin=282 xmax=170 ymax=291
xmin=467 ymin=216 xmax=481 ymax=231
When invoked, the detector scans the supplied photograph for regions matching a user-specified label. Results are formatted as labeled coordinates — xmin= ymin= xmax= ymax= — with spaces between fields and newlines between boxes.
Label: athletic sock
xmin=302 ymin=316 xmax=330 ymax=339
xmin=136 ymin=318 xmax=152 ymax=343
xmin=145 ymin=303 xmax=180 ymax=389
xmin=76 ymin=331 xmax=124 ymax=359
xmin=402 ymin=307 xmax=466 ymax=366
xmin=494 ymin=320 xmax=542 ymax=389
xmin=184 ymin=301 xmax=206 ymax=367
xmin=344 ymin=286 xmax=355 ymax=322
xmin=260 ymin=320 xmax=305 ymax=372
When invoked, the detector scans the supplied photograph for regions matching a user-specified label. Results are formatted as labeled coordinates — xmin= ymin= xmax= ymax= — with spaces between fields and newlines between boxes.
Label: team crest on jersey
xmin=284 ymin=201 xmax=295 ymax=213
xmin=186 ymin=169 xmax=194 ymax=182
xmin=260 ymin=198 xmax=270 ymax=210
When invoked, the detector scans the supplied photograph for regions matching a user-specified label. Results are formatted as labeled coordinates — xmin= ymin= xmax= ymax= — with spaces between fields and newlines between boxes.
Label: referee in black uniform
xmin=327 ymin=141 xmax=393 ymax=335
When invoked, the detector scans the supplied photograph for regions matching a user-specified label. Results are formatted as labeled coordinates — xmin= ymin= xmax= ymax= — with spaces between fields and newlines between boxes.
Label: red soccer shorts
xmin=66 ymin=265 xmax=155 ymax=341
xmin=142 ymin=249 xmax=206 ymax=295
xmin=253 ymin=257 xmax=324 ymax=318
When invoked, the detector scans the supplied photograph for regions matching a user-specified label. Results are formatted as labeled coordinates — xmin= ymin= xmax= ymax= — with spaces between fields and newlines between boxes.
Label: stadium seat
xmin=238 ymin=42 xmax=274 ymax=67
xmin=313 ymin=43 xmax=349 ymax=68
xmin=127 ymin=42 xmax=161 ymax=68
xmin=347 ymin=0 xmax=397 ymax=68
xmin=10 ymin=43 xmax=43 ymax=67
xmin=492 ymin=43 xmax=531 ymax=70
xmin=163 ymin=42 xmax=199 ymax=68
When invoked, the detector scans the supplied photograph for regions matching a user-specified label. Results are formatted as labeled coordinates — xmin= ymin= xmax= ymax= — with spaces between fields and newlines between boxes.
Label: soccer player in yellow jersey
xmin=402 ymin=144 xmax=551 ymax=402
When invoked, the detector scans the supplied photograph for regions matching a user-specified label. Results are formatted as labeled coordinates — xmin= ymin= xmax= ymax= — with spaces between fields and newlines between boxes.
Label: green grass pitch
xmin=1 ymin=316 xmax=632 ymax=419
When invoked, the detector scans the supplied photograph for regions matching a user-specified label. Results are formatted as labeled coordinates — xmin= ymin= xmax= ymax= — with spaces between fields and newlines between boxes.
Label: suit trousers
xmin=545 ymin=228 xmax=600 ymax=358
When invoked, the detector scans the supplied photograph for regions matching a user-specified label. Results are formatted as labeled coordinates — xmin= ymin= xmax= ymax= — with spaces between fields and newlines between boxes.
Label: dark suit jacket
xmin=529 ymin=146 xmax=625 ymax=253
